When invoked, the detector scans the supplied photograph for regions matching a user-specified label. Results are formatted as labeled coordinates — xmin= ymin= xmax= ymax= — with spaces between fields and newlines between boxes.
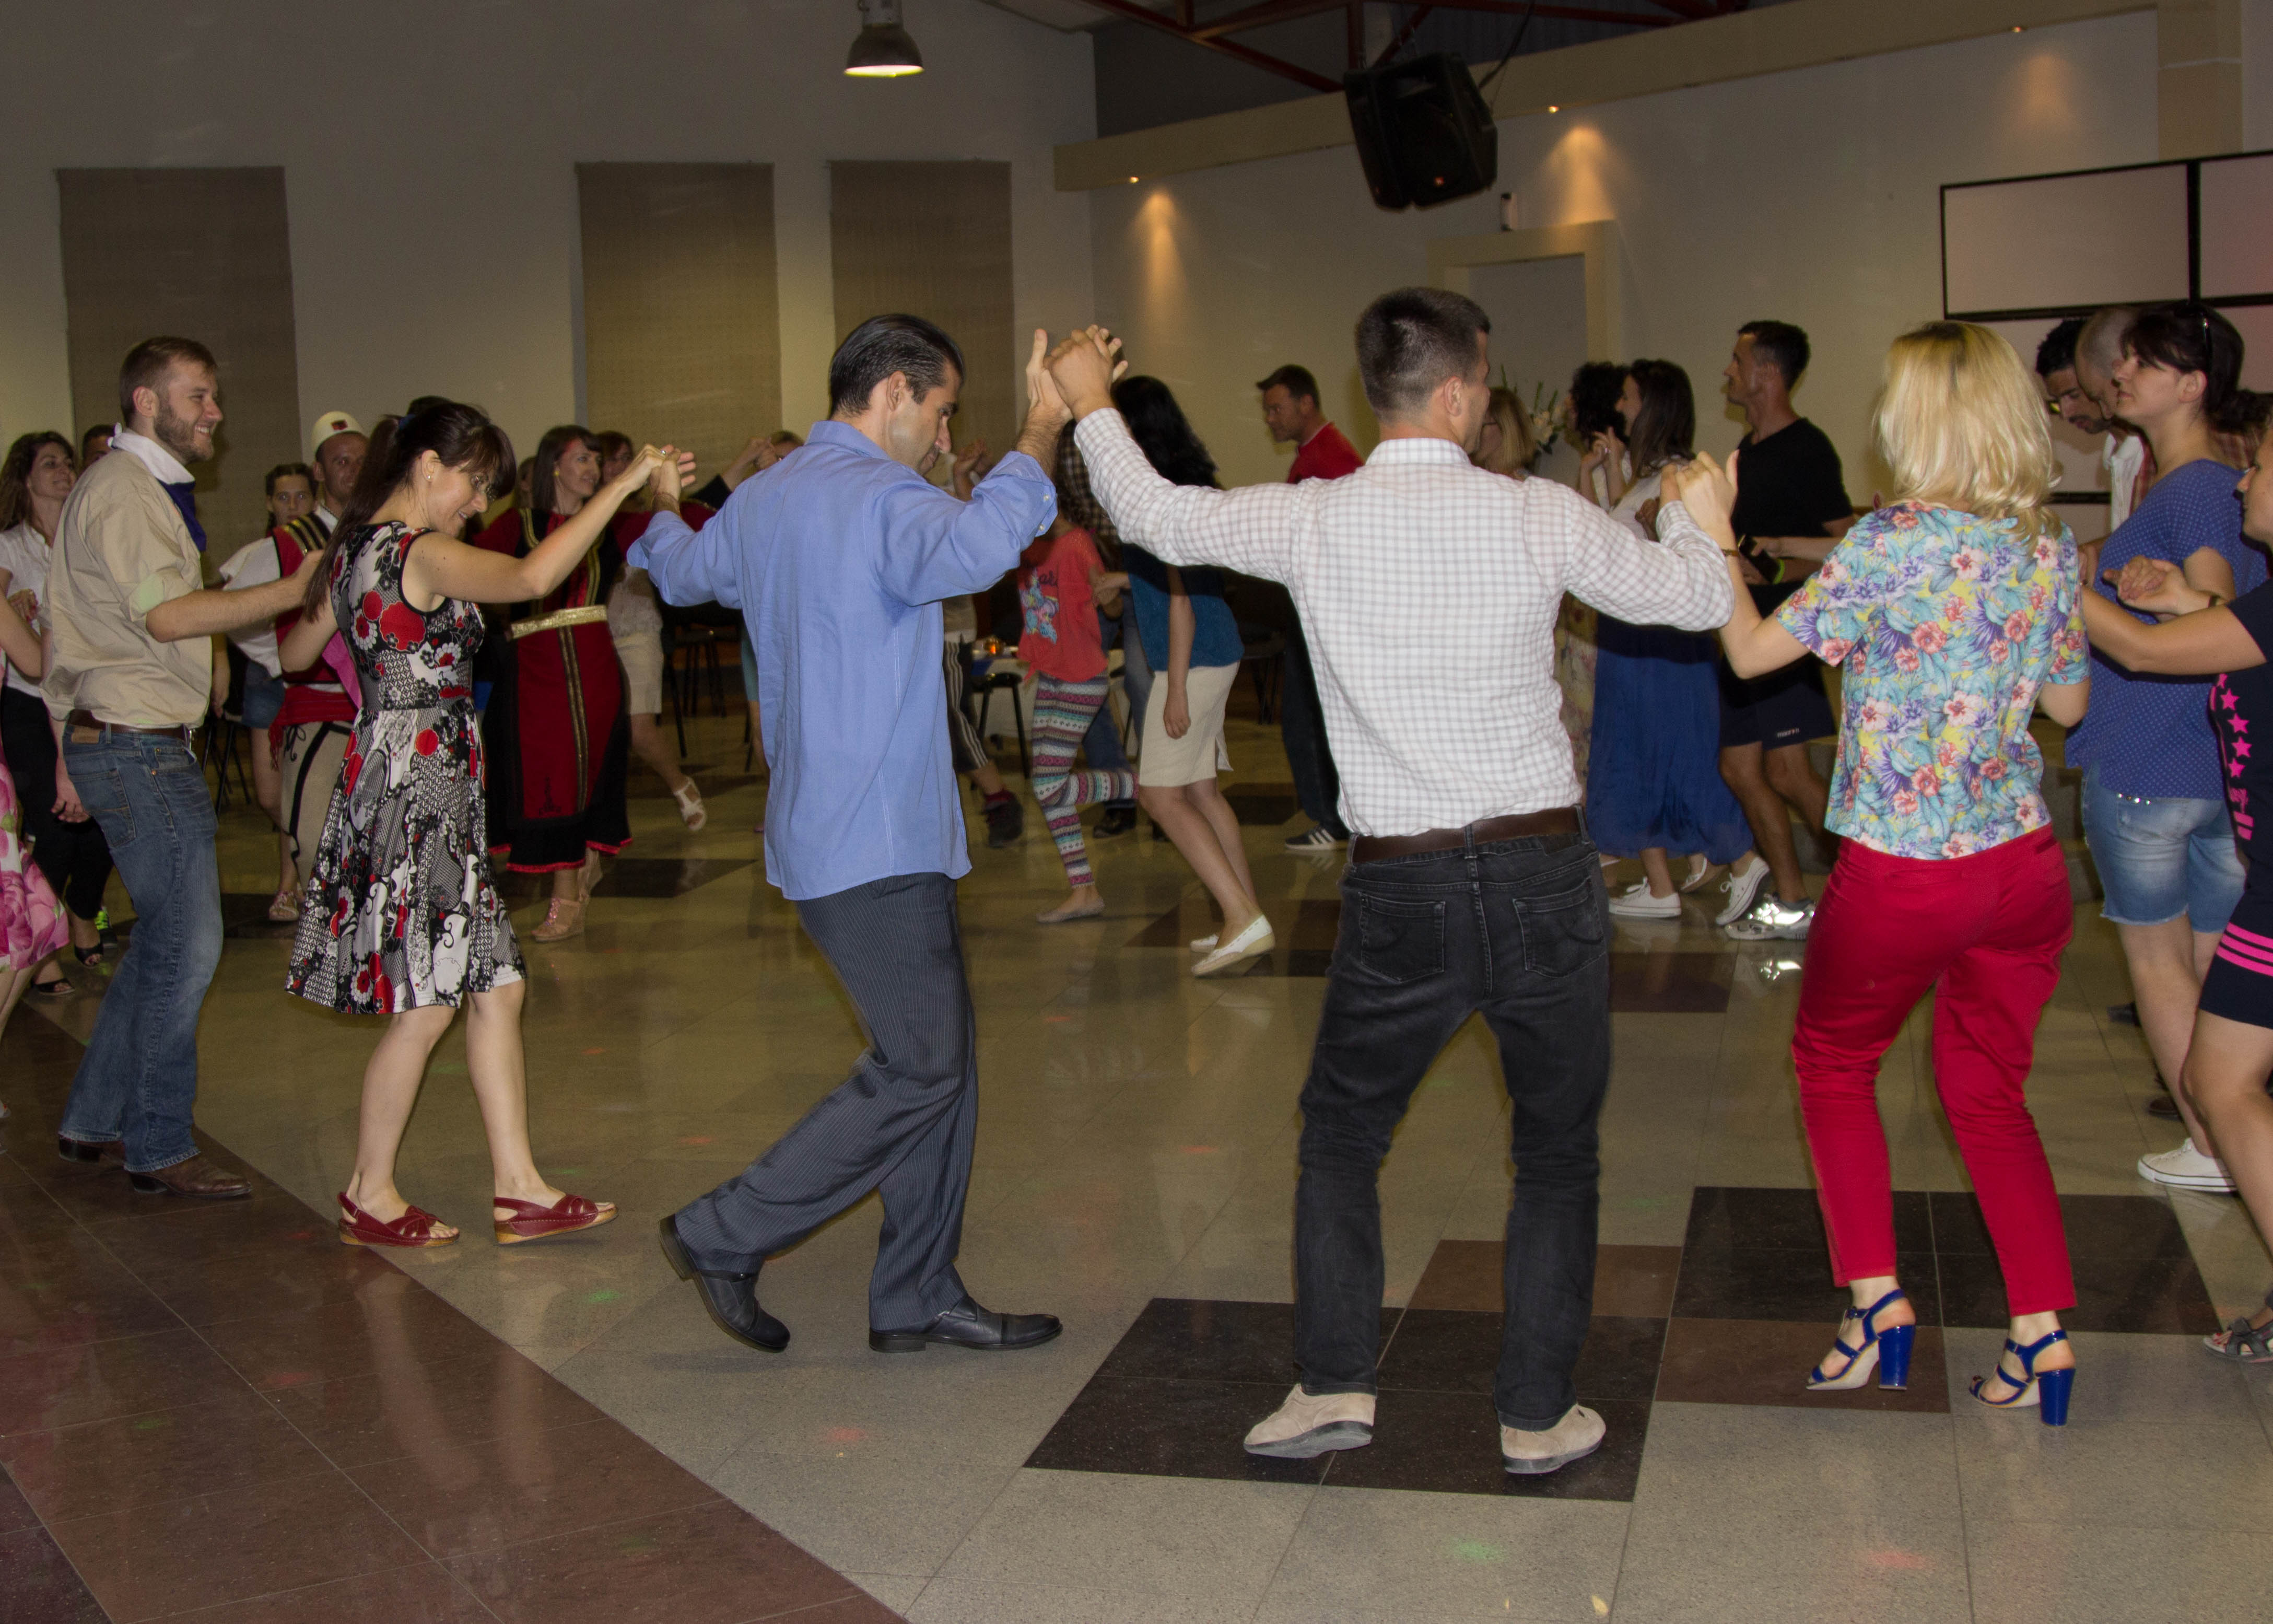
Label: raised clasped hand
xmin=1044 ymin=325 xmax=1126 ymax=419
xmin=1668 ymin=451 xmax=1740 ymax=546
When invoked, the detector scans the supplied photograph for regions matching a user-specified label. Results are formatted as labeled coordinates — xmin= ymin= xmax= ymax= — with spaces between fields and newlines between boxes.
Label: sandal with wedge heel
xmin=2205 ymin=1286 xmax=2273 ymax=1364
xmin=1806 ymin=1288 xmax=1916 ymax=1393
xmin=1972 ymin=1328 xmax=2075 ymax=1426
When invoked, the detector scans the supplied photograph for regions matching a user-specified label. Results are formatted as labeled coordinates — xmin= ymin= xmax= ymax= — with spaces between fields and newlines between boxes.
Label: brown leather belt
xmin=1350 ymin=808 xmax=1582 ymax=865
xmin=67 ymin=709 xmax=199 ymax=740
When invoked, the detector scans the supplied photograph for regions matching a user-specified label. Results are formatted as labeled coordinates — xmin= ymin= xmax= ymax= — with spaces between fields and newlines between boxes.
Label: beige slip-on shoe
xmin=1243 ymin=1385 xmax=1375 ymax=1459
xmin=1501 ymin=1403 xmax=1606 ymax=1476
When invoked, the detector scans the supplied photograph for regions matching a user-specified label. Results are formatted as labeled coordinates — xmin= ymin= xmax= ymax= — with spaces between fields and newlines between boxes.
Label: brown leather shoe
xmin=128 ymin=1155 xmax=251 ymax=1200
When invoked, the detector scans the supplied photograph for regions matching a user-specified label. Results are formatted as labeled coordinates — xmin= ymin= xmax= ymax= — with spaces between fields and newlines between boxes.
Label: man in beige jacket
xmin=45 ymin=336 xmax=315 ymax=1197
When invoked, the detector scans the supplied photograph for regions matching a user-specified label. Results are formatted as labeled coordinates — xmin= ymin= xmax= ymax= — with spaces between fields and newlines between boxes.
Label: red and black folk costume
xmin=473 ymin=507 xmax=634 ymax=873
xmin=271 ymin=515 xmax=361 ymax=885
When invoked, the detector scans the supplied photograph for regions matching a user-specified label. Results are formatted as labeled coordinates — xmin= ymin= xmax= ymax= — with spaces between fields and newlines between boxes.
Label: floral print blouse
xmin=1775 ymin=502 xmax=2087 ymax=860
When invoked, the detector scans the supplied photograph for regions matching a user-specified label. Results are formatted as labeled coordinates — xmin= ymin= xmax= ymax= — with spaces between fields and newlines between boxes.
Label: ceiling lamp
xmin=846 ymin=0 xmax=923 ymax=78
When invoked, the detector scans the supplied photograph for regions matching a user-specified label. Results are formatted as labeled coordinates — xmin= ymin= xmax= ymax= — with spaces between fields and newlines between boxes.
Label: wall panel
xmin=578 ymin=162 xmax=781 ymax=474
xmin=57 ymin=167 xmax=300 ymax=556
xmin=830 ymin=162 xmax=1016 ymax=459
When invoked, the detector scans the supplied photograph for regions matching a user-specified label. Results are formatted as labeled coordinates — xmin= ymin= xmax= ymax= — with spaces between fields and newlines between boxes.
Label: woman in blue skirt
xmin=1586 ymin=361 xmax=1758 ymax=918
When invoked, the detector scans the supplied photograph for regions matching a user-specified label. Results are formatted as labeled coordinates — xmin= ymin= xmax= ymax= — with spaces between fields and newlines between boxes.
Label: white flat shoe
xmin=1190 ymin=933 xmax=1217 ymax=952
xmin=1243 ymin=1385 xmax=1374 ymax=1458
xmin=1193 ymin=914 xmax=1274 ymax=977
xmin=1501 ymin=1404 xmax=1605 ymax=1476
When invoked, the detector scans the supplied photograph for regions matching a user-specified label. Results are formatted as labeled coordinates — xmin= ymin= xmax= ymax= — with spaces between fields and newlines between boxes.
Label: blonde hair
xmin=1473 ymin=386 xmax=1536 ymax=477
xmin=1873 ymin=321 xmax=2059 ymax=539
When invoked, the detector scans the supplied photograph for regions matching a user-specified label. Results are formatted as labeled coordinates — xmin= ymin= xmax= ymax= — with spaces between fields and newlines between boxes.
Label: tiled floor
xmin=6 ymin=705 xmax=2273 ymax=1621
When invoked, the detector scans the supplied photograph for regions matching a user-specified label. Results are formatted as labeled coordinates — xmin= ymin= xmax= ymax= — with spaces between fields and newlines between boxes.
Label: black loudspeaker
xmin=1344 ymin=53 xmax=1498 ymax=211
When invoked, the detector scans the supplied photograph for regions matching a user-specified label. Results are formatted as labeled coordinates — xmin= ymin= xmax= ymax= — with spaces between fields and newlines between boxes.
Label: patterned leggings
xmin=1032 ymin=675 xmax=1136 ymax=889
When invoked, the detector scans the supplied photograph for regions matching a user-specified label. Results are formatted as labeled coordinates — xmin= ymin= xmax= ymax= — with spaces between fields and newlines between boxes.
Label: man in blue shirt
xmin=636 ymin=315 xmax=1073 ymax=1356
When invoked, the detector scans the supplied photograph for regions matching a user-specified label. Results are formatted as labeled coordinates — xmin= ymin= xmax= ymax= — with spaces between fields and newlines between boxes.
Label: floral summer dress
xmin=0 ymin=662 xmax=67 ymax=976
xmin=287 ymin=522 xmax=524 ymax=1012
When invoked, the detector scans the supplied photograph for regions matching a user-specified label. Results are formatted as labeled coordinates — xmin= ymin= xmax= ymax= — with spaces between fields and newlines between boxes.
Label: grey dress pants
xmin=673 ymin=870 xmax=976 ymax=1330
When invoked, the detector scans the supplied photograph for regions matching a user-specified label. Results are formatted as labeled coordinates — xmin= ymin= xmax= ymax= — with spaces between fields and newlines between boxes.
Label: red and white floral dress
xmin=287 ymin=521 xmax=523 ymax=1012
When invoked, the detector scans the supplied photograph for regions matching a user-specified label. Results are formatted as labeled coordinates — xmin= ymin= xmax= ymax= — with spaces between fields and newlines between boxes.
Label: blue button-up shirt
xmin=631 ymin=420 xmax=1055 ymax=901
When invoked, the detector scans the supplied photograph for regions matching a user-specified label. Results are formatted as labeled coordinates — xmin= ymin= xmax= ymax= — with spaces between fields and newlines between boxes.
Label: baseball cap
xmin=308 ymin=410 xmax=365 ymax=460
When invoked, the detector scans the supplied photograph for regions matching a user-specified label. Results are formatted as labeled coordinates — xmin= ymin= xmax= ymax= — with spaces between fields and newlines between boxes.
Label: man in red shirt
xmin=1260 ymin=365 xmax=1361 ymax=850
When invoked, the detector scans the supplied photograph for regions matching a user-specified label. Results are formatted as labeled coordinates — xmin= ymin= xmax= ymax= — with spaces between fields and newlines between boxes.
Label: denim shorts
xmin=2081 ymin=769 xmax=2246 ymax=930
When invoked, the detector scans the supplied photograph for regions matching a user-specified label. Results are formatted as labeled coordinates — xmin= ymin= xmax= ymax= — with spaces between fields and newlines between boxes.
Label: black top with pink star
xmin=2211 ymin=582 xmax=2273 ymax=879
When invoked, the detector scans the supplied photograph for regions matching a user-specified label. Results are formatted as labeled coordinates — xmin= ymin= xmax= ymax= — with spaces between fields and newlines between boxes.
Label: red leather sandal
xmin=493 ymin=1193 xmax=617 ymax=1246
xmin=337 ymin=1193 xmax=458 ymax=1248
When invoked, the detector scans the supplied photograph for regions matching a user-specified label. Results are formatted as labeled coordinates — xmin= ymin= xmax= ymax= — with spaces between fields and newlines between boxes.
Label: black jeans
xmin=1280 ymin=626 xmax=1346 ymax=838
xmin=2 ymin=685 xmax=114 ymax=919
xmin=1294 ymin=830 xmax=1610 ymax=1429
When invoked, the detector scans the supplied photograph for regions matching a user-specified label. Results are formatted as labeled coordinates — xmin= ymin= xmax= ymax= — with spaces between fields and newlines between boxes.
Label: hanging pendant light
xmin=846 ymin=0 xmax=923 ymax=78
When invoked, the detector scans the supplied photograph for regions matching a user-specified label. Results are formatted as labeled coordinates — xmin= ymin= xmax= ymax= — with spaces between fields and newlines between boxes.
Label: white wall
xmin=1092 ymin=12 xmax=2160 ymax=496
xmin=0 ymin=0 xmax=1094 ymax=478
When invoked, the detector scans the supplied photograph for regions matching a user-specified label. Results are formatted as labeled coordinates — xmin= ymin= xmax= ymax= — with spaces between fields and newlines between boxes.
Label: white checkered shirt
xmin=1074 ymin=410 xmax=1735 ymax=837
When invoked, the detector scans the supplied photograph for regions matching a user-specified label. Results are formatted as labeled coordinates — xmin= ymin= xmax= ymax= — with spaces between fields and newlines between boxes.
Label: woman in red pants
xmin=1668 ymin=321 xmax=2092 ymax=1424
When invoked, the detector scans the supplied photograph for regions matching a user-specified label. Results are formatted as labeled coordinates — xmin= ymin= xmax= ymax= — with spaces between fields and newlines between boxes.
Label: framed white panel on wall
xmin=1943 ymin=168 xmax=2189 ymax=320
xmin=2198 ymin=153 xmax=2273 ymax=303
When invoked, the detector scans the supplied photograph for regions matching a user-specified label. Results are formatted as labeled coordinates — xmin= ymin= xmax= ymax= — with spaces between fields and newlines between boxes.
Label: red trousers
xmin=1794 ymin=826 xmax=2076 ymax=1315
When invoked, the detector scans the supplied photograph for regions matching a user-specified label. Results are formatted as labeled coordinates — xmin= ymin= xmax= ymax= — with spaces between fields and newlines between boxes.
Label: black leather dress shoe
xmin=870 ymin=1294 xmax=1062 ymax=1353
xmin=659 ymin=1216 xmax=788 ymax=1352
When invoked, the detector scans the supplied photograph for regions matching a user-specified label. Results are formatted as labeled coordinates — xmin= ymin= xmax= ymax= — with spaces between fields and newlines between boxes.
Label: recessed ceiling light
xmin=1547 ymin=104 xmax=1559 ymax=113
xmin=846 ymin=0 xmax=923 ymax=77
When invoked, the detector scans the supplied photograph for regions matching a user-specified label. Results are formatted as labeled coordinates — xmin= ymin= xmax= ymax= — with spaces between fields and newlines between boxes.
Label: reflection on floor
xmin=5 ymin=706 xmax=2272 ymax=1623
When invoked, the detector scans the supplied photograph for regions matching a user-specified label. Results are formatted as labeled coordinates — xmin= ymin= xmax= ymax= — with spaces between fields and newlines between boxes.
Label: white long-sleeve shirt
xmin=1072 ymin=409 xmax=1733 ymax=837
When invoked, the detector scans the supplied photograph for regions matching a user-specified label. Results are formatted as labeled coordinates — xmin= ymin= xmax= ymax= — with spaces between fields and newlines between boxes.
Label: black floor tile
xmin=1683 ymin=1185 xmax=1932 ymax=1255
xmin=1928 ymin=1190 xmax=2196 ymax=1261
xmin=1609 ymin=952 xmax=1731 ymax=1013
xmin=1671 ymin=1245 xmax=1941 ymax=1326
xmin=219 ymin=892 xmax=301 ymax=941
xmin=1024 ymin=1377 xmax=1328 ymax=1485
xmin=1936 ymin=1249 xmax=2219 ymax=1334
xmin=1376 ymin=1310 xmax=1665 ymax=1404
xmin=0 ymin=1523 xmax=107 ymax=1622
xmin=1092 ymin=1299 xmax=1394 ymax=1386
xmin=1225 ymin=787 xmax=1300 ymax=825
xmin=1323 ymin=1392 xmax=1648 ymax=1502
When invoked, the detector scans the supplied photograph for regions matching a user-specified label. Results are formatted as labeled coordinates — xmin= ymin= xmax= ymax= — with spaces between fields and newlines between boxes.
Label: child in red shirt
xmin=1018 ymin=518 xmax=1132 ymax=920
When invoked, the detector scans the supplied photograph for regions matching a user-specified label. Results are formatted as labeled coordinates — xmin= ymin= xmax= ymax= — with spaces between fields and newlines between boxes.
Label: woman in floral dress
xmin=0 ymin=578 xmax=68 ymax=1118
xmin=1678 ymin=322 xmax=2092 ymax=1424
xmin=283 ymin=402 xmax=675 ymax=1247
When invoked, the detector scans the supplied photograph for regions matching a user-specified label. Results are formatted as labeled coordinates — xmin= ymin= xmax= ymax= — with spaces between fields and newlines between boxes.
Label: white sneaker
xmin=1243 ymin=1385 xmax=1375 ymax=1458
xmin=1714 ymin=854 xmax=1771 ymax=927
xmin=1501 ymin=1404 xmax=1606 ymax=1476
xmin=2138 ymin=1138 xmax=2237 ymax=1192
xmin=1726 ymin=894 xmax=1814 ymax=941
xmin=1607 ymin=882 xmax=1681 ymax=919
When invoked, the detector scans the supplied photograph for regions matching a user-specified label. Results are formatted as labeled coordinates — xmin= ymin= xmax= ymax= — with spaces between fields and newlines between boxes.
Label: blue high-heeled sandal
xmin=1971 ymin=1328 xmax=2074 ymax=1426
xmin=1806 ymin=1288 xmax=1916 ymax=1392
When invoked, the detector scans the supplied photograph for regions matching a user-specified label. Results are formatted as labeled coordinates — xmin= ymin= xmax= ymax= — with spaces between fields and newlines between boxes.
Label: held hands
xmin=2105 ymin=555 xmax=2210 ymax=617
xmin=1044 ymin=325 xmax=1127 ymax=422
xmin=52 ymin=761 xmax=86 ymax=823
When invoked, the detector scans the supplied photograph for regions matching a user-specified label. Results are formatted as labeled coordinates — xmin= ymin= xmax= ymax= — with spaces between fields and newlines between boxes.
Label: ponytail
xmin=300 ymin=402 xmax=513 ymax=617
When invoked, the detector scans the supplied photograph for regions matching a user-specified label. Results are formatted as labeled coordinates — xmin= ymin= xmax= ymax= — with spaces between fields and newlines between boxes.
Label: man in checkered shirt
xmin=1048 ymin=289 xmax=1736 ymax=1477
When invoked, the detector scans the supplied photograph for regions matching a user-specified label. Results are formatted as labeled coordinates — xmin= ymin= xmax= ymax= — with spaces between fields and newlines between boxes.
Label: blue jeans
xmin=1295 ymin=830 xmax=1610 ymax=1429
xmin=2081 ymin=768 xmax=2245 ymax=930
xmin=56 ymin=730 xmax=224 ymax=1173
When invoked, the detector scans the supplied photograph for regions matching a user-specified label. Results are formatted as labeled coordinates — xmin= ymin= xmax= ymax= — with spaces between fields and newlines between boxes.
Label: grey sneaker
xmin=1726 ymin=894 xmax=1813 ymax=941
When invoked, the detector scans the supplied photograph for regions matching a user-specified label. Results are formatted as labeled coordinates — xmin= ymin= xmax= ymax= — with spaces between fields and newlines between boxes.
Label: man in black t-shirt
xmin=1713 ymin=320 xmax=1855 ymax=941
